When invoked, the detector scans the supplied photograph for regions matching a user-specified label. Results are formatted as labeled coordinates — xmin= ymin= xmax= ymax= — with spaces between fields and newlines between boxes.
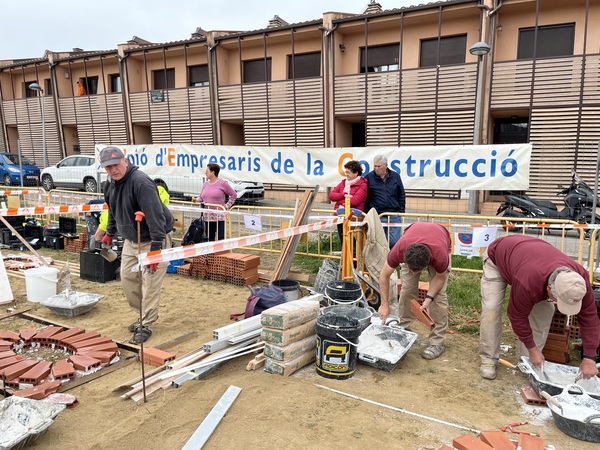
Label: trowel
xmin=100 ymin=244 xmax=118 ymax=262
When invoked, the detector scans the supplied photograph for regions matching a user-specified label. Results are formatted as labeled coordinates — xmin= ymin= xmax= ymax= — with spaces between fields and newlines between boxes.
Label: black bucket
xmin=315 ymin=314 xmax=361 ymax=380
xmin=324 ymin=280 xmax=363 ymax=306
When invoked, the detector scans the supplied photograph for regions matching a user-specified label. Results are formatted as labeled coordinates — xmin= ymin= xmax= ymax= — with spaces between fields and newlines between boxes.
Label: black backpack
xmin=182 ymin=217 xmax=206 ymax=245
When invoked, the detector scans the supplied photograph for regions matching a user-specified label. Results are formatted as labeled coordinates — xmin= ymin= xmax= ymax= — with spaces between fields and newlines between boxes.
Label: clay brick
xmin=61 ymin=331 xmax=101 ymax=346
xmin=140 ymin=347 xmax=176 ymax=366
xmin=520 ymin=383 xmax=546 ymax=406
xmin=50 ymin=327 xmax=85 ymax=344
xmin=76 ymin=342 xmax=118 ymax=354
xmin=52 ymin=360 xmax=75 ymax=379
xmin=517 ymin=434 xmax=544 ymax=450
xmin=69 ymin=354 xmax=102 ymax=371
xmin=76 ymin=350 xmax=115 ymax=363
xmin=0 ymin=355 xmax=25 ymax=370
xmin=453 ymin=434 xmax=493 ymax=450
xmin=0 ymin=340 xmax=13 ymax=351
xmin=410 ymin=298 xmax=435 ymax=328
xmin=1 ymin=359 xmax=38 ymax=381
xmin=19 ymin=327 xmax=37 ymax=342
xmin=19 ymin=361 xmax=52 ymax=384
xmin=439 ymin=446 xmax=455 ymax=450
xmin=0 ymin=331 xmax=20 ymax=342
xmin=32 ymin=326 xmax=65 ymax=343
xmin=70 ymin=336 xmax=113 ymax=350
xmin=13 ymin=380 xmax=62 ymax=400
xmin=479 ymin=431 xmax=517 ymax=450
xmin=0 ymin=350 xmax=16 ymax=360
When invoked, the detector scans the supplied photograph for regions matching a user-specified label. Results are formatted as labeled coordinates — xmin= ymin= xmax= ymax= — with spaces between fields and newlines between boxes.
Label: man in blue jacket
xmin=365 ymin=155 xmax=406 ymax=248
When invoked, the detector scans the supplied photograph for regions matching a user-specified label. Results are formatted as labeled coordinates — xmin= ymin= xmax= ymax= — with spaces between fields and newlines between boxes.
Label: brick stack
xmin=261 ymin=298 xmax=321 ymax=376
xmin=179 ymin=252 xmax=260 ymax=286
xmin=446 ymin=430 xmax=544 ymax=450
xmin=63 ymin=229 xmax=88 ymax=253
xmin=543 ymin=311 xmax=571 ymax=364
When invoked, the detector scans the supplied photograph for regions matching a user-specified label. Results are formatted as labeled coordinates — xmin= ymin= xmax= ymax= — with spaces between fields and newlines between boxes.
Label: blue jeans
xmin=382 ymin=215 xmax=402 ymax=249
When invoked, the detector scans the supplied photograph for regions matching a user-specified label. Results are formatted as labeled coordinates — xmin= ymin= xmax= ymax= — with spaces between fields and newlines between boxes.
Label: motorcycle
xmin=496 ymin=171 xmax=600 ymax=238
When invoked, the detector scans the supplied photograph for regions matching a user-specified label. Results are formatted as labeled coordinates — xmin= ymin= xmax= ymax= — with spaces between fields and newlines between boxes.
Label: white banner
xmin=95 ymin=143 xmax=531 ymax=190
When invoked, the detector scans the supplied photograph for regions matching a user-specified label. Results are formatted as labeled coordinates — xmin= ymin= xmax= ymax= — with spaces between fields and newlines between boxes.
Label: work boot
xmin=130 ymin=326 xmax=152 ymax=344
xmin=128 ymin=321 xmax=140 ymax=332
xmin=421 ymin=345 xmax=445 ymax=360
xmin=480 ymin=363 xmax=497 ymax=380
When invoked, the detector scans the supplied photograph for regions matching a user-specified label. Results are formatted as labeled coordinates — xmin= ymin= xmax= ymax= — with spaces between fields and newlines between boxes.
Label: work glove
xmin=101 ymin=235 xmax=113 ymax=246
xmin=146 ymin=241 xmax=163 ymax=273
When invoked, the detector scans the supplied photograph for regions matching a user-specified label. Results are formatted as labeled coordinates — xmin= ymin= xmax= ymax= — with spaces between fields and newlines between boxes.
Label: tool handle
xmin=540 ymin=391 xmax=562 ymax=409
xmin=499 ymin=359 xmax=516 ymax=369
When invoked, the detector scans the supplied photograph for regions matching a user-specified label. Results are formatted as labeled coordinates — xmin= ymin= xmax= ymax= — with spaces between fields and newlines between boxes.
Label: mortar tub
xmin=357 ymin=324 xmax=418 ymax=372
xmin=519 ymin=356 xmax=600 ymax=400
xmin=320 ymin=304 xmax=375 ymax=332
xmin=545 ymin=384 xmax=600 ymax=443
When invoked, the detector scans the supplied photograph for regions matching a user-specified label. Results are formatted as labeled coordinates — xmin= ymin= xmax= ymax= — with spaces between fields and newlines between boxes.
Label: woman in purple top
xmin=195 ymin=163 xmax=237 ymax=241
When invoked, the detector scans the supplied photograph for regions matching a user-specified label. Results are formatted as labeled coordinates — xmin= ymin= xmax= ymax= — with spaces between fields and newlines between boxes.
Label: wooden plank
xmin=0 ymin=307 xmax=32 ymax=321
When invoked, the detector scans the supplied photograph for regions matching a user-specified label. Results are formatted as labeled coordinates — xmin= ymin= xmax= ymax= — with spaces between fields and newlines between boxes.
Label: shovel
xmin=100 ymin=244 xmax=118 ymax=262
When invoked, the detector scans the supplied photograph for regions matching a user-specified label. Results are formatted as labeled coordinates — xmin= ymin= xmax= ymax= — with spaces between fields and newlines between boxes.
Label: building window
xmin=110 ymin=74 xmax=122 ymax=93
xmin=517 ymin=23 xmax=575 ymax=59
xmin=80 ymin=76 xmax=99 ymax=95
xmin=189 ymin=65 xmax=209 ymax=86
xmin=420 ymin=35 xmax=467 ymax=68
xmin=153 ymin=68 xmax=175 ymax=90
xmin=25 ymin=82 xmax=39 ymax=98
xmin=360 ymin=44 xmax=399 ymax=73
xmin=288 ymin=52 xmax=321 ymax=79
xmin=243 ymin=58 xmax=272 ymax=83
xmin=44 ymin=79 xmax=53 ymax=96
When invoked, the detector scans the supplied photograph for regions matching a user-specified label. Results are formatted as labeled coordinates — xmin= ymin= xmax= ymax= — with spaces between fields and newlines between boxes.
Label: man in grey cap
xmin=479 ymin=235 xmax=600 ymax=380
xmin=99 ymin=146 xmax=174 ymax=344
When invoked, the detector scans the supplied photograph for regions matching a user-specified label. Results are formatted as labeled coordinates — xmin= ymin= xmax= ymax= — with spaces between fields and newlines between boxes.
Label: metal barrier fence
xmin=7 ymin=190 xmax=599 ymax=282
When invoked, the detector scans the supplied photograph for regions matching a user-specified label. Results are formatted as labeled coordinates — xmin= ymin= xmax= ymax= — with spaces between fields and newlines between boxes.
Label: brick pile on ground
xmin=182 ymin=252 xmax=260 ymax=287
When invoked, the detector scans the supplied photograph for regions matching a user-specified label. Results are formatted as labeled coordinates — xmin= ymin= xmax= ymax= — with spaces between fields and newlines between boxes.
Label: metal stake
xmin=135 ymin=210 xmax=147 ymax=403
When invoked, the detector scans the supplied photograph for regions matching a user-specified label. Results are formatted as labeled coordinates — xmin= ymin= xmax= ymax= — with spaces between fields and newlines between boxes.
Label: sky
xmin=0 ymin=0 xmax=421 ymax=61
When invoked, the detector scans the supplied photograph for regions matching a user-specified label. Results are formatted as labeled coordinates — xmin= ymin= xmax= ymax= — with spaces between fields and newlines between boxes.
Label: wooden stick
xmin=0 ymin=215 xmax=50 ymax=267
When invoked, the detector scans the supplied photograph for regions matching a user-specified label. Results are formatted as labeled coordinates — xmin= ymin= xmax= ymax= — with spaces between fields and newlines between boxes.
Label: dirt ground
xmin=1 ymin=251 xmax=598 ymax=450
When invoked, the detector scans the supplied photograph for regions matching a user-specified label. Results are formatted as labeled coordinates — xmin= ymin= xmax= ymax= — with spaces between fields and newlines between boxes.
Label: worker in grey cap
xmin=99 ymin=146 xmax=174 ymax=344
xmin=479 ymin=235 xmax=600 ymax=380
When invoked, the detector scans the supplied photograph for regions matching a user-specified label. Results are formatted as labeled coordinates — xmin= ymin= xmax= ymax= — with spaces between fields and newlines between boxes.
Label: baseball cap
xmin=99 ymin=146 xmax=125 ymax=167
xmin=554 ymin=271 xmax=586 ymax=315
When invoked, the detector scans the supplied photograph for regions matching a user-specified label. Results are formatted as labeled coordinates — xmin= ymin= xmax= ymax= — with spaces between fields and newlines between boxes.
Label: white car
xmin=41 ymin=154 xmax=264 ymax=203
xmin=41 ymin=155 xmax=105 ymax=193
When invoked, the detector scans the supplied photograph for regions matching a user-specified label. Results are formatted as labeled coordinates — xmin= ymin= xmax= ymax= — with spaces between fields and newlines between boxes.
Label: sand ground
xmin=1 ymin=250 xmax=597 ymax=450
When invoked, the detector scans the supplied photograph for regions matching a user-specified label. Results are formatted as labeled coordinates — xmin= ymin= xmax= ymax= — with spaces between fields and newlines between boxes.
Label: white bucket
xmin=24 ymin=267 xmax=59 ymax=303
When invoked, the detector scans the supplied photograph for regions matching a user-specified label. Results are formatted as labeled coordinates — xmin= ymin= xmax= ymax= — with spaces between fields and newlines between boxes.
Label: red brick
xmin=517 ymin=434 xmax=544 ymax=450
xmin=13 ymin=380 xmax=62 ymax=400
xmin=0 ymin=356 xmax=25 ymax=371
xmin=76 ymin=350 xmax=115 ymax=363
xmin=479 ymin=431 xmax=516 ymax=450
xmin=140 ymin=347 xmax=176 ymax=366
xmin=453 ymin=434 xmax=493 ymax=450
xmin=1 ymin=359 xmax=38 ymax=381
xmin=32 ymin=326 xmax=64 ymax=343
xmin=410 ymin=298 xmax=435 ymax=328
xmin=19 ymin=327 xmax=37 ymax=342
xmin=520 ymin=383 xmax=546 ymax=406
xmin=61 ymin=331 xmax=101 ymax=346
xmin=0 ymin=350 xmax=16 ymax=360
xmin=49 ymin=327 xmax=85 ymax=344
xmin=19 ymin=361 xmax=52 ymax=384
xmin=75 ymin=342 xmax=118 ymax=354
xmin=53 ymin=359 xmax=75 ymax=379
xmin=69 ymin=355 xmax=102 ymax=371
xmin=439 ymin=446 xmax=455 ymax=450
xmin=0 ymin=331 xmax=20 ymax=342
xmin=0 ymin=340 xmax=13 ymax=351
xmin=70 ymin=336 xmax=113 ymax=350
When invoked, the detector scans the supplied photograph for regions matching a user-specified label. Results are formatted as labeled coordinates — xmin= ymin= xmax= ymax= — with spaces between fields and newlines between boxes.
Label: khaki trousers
xmin=479 ymin=249 xmax=555 ymax=365
xmin=398 ymin=257 xmax=451 ymax=346
xmin=120 ymin=233 xmax=172 ymax=327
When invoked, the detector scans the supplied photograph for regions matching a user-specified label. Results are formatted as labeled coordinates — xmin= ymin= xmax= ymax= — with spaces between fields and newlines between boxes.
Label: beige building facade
xmin=0 ymin=0 xmax=599 ymax=209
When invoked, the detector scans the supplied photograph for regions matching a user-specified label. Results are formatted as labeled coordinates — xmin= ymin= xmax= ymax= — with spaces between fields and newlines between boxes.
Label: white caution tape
xmin=0 ymin=203 xmax=107 ymax=217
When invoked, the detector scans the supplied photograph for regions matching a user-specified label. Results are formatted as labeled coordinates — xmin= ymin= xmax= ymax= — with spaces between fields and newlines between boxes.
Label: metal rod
xmin=135 ymin=213 xmax=147 ymax=403
xmin=315 ymin=384 xmax=481 ymax=435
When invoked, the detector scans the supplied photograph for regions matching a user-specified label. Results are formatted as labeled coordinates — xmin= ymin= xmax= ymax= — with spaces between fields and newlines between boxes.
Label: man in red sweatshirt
xmin=479 ymin=235 xmax=600 ymax=380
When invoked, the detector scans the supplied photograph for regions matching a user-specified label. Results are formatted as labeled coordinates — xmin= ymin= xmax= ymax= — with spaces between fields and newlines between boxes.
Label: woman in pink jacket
xmin=196 ymin=163 xmax=237 ymax=241
xmin=329 ymin=160 xmax=368 ymax=244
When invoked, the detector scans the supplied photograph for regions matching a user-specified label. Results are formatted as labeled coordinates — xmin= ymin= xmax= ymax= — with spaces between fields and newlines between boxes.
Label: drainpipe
xmin=117 ymin=48 xmax=132 ymax=145
xmin=206 ymin=33 xmax=221 ymax=145
xmin=320 ymin=21 xmax=337 ymax=149
xmin=47 ymin=54 xmax=66 ymax=159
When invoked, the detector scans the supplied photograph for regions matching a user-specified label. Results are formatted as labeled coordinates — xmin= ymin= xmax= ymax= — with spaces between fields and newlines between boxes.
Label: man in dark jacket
xmin=100 ymin=146 xmax=174 ymax=344
xmin=365 ymin=155 xmax=406 ymax=248
xmin=479 ymin=235 xmax=600 ymax=380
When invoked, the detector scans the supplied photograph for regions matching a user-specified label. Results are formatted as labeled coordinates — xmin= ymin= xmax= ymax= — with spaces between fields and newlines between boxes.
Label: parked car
xmin=0 ymin=152 xmax=41 ymax=186
xmin=41 ymin=155 xmax=105 ymax=192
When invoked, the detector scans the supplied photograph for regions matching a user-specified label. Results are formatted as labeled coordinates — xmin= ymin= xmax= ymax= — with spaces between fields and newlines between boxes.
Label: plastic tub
xmin=24 ymin=267 xmax=58 ymax=303
xmin=272 ymin=279 xmax=300 ymax=302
